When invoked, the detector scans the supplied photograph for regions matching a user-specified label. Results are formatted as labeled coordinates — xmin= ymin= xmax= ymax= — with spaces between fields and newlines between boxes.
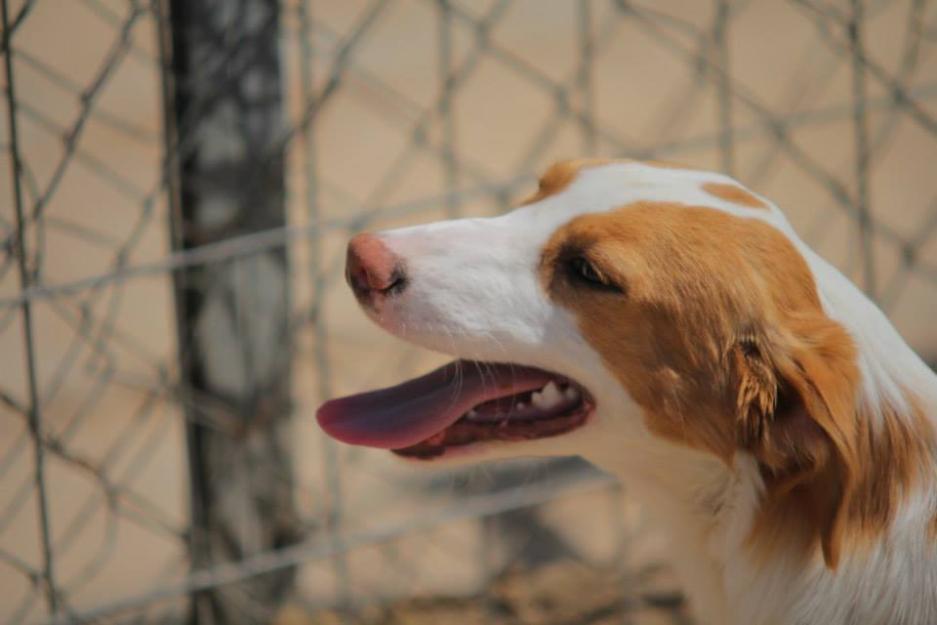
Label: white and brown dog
xmin=317 ymin=159 xmax=937 ymax=625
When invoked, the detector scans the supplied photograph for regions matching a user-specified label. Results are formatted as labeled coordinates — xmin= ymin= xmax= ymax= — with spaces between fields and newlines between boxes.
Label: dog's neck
xmin=581 ymin=433 xmax=737 ymax=623
xmin=584 ymin=251 xmax=937 ymax=625
xmin=589 ymin=393 xmax=937 ymax=625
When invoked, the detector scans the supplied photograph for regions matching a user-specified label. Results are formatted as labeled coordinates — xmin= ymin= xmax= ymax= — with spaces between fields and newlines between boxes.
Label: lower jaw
xmin=391 ymin=407 xmax=593 ymax=461
xmin=391 ymin=442 xmax=487 ymax=462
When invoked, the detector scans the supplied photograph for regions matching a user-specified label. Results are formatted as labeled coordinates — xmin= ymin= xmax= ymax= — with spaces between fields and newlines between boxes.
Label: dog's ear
xmin=731 ymin=314 xmax=860 ymax=568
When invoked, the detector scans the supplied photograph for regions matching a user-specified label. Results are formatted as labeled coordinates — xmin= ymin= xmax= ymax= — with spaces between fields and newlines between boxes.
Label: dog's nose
xmin=346 ymin=233 xmax=406 ymax=302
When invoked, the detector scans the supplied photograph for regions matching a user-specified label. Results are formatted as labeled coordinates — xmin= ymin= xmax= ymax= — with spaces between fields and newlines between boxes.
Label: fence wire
xmin=2 ymin=0 xmax=937 ymax=624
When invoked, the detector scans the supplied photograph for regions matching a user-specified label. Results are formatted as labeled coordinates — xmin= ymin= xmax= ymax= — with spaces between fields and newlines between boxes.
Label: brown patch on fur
xmin=522 ymin=158 xmax=688 ymax=204
xmin=540 ymin=203 xmax=823 ymax=462
xmin=855 ymin=398 xmax=934 ymax=531
xmin=702 ymin=182 xmax=769 ymax=210
xmin=522 ymin=159 xmax=614 ymax=204
xmin=753 ymin=393 xmax=934 ymax=567
xmin=540 ymin=202 xmax=934 ymax=568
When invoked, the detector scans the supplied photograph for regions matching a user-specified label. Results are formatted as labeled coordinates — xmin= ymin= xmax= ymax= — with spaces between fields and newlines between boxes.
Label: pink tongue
xmin=316 ymin=361 xmax=554 ymax=449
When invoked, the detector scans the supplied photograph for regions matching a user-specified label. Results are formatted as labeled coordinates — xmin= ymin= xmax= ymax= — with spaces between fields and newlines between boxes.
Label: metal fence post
xmin=2 ymin=0 xmax=60 ymax=616
xmin=159 ymin=1 xmax=300 ymax=623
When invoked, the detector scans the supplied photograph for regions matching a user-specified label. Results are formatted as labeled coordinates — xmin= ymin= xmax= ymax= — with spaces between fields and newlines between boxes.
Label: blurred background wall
xmin=2 ymin=0 xmax=936 ymax=624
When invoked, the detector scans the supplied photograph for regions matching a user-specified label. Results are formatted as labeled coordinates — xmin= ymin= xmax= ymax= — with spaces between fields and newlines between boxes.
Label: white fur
xmin=362 ymin=162 xmax=937 ymax=625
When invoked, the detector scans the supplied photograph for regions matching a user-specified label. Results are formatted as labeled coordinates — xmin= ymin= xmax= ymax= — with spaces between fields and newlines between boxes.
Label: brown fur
xmin=539 ymin=201 xmax=933 ymax=567
xmin=702 ymin=182 xmax=769 ymax=210
xmin=523 ymin=159 xmax=615 ymax=204
xmin=751 ymin=392 xmax=933 ymax=566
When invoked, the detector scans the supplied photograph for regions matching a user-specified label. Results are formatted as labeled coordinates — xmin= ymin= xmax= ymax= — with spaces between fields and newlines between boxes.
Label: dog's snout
xmin=346 ymin=233 xmax=406 ymax=303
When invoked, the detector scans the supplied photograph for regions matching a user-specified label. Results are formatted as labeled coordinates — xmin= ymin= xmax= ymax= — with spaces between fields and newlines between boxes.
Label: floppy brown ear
xmin=732 ymin=314 xmax=860 ymax=568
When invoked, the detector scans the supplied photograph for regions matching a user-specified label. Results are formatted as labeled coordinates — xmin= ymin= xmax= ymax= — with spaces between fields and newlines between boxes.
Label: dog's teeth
xmin=539 ymin=381 xmax=563 ymax=408
xmin=564 ymin=387 xmax=580 ymax=401
xmin=516 ymin=402 xmax=527 ymax=410
xmin=466 ymin=409 xmax=478 ymax=419
xmin=531 ymin=390 xmax=549 ymax=410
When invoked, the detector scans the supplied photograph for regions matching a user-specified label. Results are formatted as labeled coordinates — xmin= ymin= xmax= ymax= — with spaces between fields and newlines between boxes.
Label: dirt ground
xmin=283 ymin=561 xmax=691 ymax=625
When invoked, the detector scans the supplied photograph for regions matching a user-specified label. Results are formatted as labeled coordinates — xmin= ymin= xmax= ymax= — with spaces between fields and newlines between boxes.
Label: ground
xmin=280 ymin=560 xmax=692 ymax=625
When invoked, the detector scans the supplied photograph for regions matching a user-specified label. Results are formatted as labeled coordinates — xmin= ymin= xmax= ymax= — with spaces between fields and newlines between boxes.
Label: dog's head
xmin=318 ymin=159 xmax=930 ymax=565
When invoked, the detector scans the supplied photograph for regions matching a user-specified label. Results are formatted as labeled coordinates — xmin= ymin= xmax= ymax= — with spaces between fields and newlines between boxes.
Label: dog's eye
xmin=566 ymin=256 xmax=622 ymax=293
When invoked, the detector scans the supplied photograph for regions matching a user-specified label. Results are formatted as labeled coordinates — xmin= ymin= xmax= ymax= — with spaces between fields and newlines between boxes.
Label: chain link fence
xmin=2 ymin=0 xmax=937 ymax=623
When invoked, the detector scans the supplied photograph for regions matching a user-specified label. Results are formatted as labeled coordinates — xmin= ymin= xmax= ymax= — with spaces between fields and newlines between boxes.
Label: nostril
xmin=348 ymin=264 xmax=407 ymax=298
xmin=384 ymin=267 xmax=407 ymax=294
xmin=346 ymin=262 xmax=373 ymax=297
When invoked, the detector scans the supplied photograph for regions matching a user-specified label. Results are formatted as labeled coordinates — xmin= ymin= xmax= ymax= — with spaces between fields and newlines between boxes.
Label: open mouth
xmin=316 ymin=361 xmax=594 ymax=460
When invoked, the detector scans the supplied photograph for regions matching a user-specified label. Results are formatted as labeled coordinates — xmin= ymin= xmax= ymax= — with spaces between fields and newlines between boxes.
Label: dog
xmin=317 ymin=159 xmax=937 ymax=625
